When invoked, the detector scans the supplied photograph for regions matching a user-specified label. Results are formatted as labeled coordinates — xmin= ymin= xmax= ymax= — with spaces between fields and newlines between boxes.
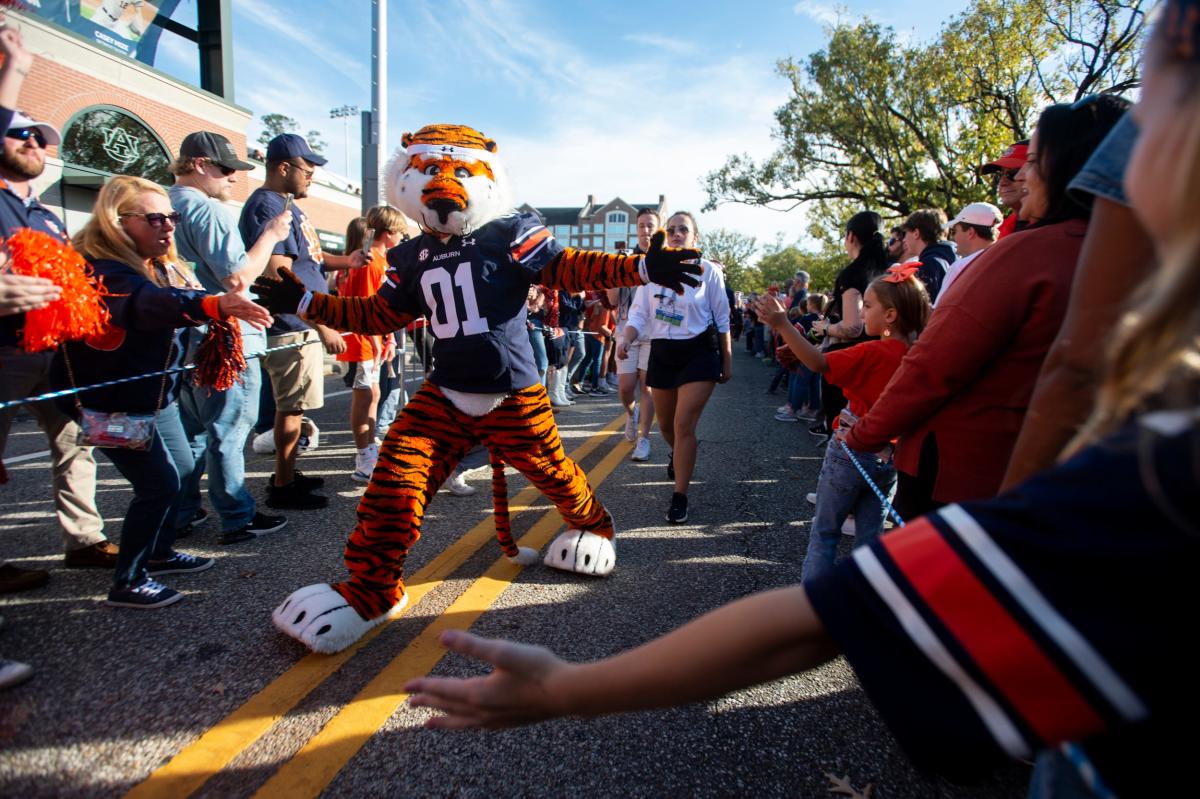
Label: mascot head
xmin=386 ymin=124 xmax=512 ymax=238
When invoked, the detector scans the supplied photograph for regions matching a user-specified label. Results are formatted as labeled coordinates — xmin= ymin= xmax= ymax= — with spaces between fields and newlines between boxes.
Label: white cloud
xmin=621 ymin=33 xmax=699 ymax=56
xmin=236 ymin=0 xmax=364 ymax=80
xmin=793 ymin=0 xmax=842 ymax=27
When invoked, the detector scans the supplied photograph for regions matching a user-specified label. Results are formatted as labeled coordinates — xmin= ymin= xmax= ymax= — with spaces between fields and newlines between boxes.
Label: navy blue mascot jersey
xmin=379 ymin=212 xmax=561 ymax=393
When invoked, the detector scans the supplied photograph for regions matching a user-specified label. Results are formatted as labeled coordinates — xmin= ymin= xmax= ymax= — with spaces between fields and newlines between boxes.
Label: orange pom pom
xmin=192 ymin=318 xmax=247 ymax=392
xmin=5 ymin=229 xmax=111 ymax=352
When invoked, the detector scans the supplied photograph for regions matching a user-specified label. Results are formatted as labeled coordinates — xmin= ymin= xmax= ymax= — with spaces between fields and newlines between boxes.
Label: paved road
xmin=0 ymin=346 xmax=1028 ymax=798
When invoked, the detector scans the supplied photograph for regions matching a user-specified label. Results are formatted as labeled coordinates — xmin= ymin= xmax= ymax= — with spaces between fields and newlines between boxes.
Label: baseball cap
xmin=949 ymin=202 xmax=1004 ymax=228
xmin=179 ymin=131 xmax=254 ymax=171
xmin=266 ymin=133 xmax=328 ymax=166
xmin=980 ymin=141 xmax=1029 ymax=174
xmin=7 ymin=110 xmax=61 ymax=147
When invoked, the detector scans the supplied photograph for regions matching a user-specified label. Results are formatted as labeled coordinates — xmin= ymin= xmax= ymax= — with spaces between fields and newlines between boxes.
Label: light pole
xmin=329 ymin=104 xmax=359 ymax=177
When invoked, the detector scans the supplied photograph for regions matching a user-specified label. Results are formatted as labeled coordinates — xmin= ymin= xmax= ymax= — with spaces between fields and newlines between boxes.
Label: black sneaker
xmin=667 ymin=452 xmax=675 ymax=481
xmin=666 ymin=492 xmax=688 ymax=524
xmin=174 ymin=507 xmax=209 ymax=539
xmin=266 ymin=480 xmax=328 ymax=510
xmin=220 ymin=512 xmax=289 ymax=544
xmin=808 ymin=421 xmax=832 ymax=445
xmin=147 ymin=552 xmax=215 ymax=576
xmin=106 ymin=579 xmax=183 ymax=609
xmin=271 ymin=471 xmax=325 ymax=491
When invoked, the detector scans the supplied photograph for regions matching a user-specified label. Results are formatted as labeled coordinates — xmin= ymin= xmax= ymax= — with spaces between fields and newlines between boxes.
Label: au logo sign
xmin=102 ymin=127 xmax=141 ymax=166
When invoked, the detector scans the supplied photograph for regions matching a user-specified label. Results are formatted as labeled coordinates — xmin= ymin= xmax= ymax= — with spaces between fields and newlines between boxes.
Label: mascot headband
xmin=406 ymin=143 xmax=498 ymax=164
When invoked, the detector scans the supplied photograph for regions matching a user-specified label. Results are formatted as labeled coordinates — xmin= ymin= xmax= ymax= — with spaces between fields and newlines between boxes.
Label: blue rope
xmin=0 ymin=336 xmax=322 ymax=412
xmin=837 ymin=438 xmax=905 ymax=528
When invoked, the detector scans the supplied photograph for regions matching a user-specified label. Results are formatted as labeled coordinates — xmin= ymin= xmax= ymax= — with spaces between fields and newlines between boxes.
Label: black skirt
xmin=646 ymin=333 xmax=721 ymax=389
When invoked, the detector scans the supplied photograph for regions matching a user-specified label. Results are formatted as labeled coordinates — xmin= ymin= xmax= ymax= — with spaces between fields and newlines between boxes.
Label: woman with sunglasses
xmin=622 ymin=212 xmax=730 ymax=524
xmin=51 ymin=176 xmax=272 ymax=609
xmin=843 ymin=95 xmax=1130 ymax=522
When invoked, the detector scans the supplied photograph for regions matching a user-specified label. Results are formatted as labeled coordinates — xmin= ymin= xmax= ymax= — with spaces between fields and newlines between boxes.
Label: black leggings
xmin=894 ymin=433 xmax=945 ymax=523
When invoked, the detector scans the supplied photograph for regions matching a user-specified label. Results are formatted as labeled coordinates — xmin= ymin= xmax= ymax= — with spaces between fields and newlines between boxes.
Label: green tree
xmin=704 ymin=0 xmax=1146 ymax=248
xmin=257 ymin=113 xmax=299 ymax=147
xmin=700 ymin=228 xmax=758 ymax=293
xmin=306 ymin=129 xmax=328 ymax=156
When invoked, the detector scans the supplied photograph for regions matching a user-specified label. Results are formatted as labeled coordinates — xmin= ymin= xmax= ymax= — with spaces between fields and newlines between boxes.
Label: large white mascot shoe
xmin=543 ymin=529 xmax=616 ymax=576
xmin=272 ymin=583 xmax=408 ymax=654
xmin=507 ymin=546 xmax=540 ymax=566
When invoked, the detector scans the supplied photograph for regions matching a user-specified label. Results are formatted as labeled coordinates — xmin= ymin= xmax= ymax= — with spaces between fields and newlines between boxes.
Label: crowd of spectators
xmin=3 ymin=5 xmax=1199 ymax=798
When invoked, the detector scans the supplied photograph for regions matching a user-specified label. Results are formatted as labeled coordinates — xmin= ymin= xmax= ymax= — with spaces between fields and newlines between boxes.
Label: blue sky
xmin=154 ymin=0 xmax=969 ymax=251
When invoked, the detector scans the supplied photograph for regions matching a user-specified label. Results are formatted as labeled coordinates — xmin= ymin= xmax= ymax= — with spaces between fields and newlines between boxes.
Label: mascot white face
xmin=386 ymin=124 xmax=512 ymax=238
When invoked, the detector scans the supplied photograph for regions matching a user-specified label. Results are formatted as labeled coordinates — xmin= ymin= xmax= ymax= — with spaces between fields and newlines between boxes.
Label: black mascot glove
xmin=251 ymin=267 xmax=307 ymax=315
xmin=643 ymin=230 xmax=703 ymax=293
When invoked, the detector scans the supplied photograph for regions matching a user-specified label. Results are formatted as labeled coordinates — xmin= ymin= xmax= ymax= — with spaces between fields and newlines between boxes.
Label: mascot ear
xmin=483 ymin=137 xmax=498 ymax=153
xmin=401 ymin=131 xmax=415 ymax=149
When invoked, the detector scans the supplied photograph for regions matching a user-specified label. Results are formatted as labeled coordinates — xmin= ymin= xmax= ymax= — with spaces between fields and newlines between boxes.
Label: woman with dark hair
xmin=622 ymin=211 xmax=731 ymax=524
xmin=808 ymin=211 xmax=890 ymax=440
xmin=844 ymin=95 xmax=1130 ymax=520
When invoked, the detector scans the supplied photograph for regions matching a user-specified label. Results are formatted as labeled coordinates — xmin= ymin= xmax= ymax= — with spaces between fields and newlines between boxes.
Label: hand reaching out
xmin=405 ymin=629 xmax=572 ymax=730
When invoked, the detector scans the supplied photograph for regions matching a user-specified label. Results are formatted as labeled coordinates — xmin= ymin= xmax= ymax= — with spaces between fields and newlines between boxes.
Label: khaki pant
xmin=0 ymin=347 xmax=106 ymax=551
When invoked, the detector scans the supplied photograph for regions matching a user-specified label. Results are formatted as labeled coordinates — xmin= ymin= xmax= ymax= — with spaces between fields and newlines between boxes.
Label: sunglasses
xmin=999 ymin=168 xmax=1021 ymax=181
xmin=206 ymin=160 xmax=237 ymax=177
xmin=121 ymin=211 xmax=182 ymax=228
xmin=665 ymin=226 xmax=691 ymax=236
xmin=285 ymin=161 xmax=315 ymax=178
xmin=7 ymin=127 xmax=48 ymax=148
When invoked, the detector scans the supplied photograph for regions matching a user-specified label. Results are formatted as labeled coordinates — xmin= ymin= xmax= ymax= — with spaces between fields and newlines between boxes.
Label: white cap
xmin=7 ymin=110 xmax=62 ymax=147
xmin=949 ymin=202 xmax=1003 ymax=228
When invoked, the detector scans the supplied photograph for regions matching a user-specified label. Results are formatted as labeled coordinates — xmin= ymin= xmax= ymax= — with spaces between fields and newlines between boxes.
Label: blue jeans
xmin=100 ymin=402 xmax=192 ymax=587
xmin=580 ymin=335 xmax=604 ymax=386
xmin=177 ymin=328 xmax=264 ymax=532
xmin=566 ymin=330 xmax=586 ymax=384
xmin=376 ymin=338 xmax=406 ymax=441
xmin=527 ymin=326 xmax=548 ymax=383
xmin=788 ymin=366 xmax=820 ymax=410
xmin=801 ymin=440 xmax=896 ymax=583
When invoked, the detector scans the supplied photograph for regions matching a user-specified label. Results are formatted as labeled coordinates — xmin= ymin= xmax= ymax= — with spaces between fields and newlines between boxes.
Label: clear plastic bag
xmin=77 ymin=407 xmax=155 ymax=451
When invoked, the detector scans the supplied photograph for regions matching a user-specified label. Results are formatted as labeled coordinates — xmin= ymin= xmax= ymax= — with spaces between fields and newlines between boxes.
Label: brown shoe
xmin=0 ymin=563 xmax=50 ymax=594
xmin=64 ymin=541 xmax=119 ymax=569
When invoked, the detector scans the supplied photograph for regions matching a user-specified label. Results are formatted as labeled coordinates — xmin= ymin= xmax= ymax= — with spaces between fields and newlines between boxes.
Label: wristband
xmin=201 ymin=295 xmax=225 ymax=320
xmin=297 ymin=290 xmax=314 ymax=318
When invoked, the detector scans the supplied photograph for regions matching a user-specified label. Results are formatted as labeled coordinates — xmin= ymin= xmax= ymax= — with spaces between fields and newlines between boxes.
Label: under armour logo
xmin=462 ymin=237 xmax=476 ymax=247
xmin=440 ymin=146 xmax=453 ymax=152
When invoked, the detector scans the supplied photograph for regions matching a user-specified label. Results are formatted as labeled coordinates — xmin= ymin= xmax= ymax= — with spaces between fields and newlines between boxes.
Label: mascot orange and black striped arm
xmin=252 ymin=123 xmax=702 ymax=653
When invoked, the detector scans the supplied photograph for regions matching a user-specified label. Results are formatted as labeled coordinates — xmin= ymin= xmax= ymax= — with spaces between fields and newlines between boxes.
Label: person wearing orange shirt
xmin=339 ymin=206 xmax=406 ymax=482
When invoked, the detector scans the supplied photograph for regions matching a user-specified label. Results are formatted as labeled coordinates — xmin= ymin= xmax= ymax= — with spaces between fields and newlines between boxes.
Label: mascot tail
xmin=490 ymin=450 xmax=518 ymax=558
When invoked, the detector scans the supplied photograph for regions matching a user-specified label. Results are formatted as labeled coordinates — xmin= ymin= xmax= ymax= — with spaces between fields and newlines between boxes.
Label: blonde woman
xmin=405 ymin=9 xmax=1199 ymax=795
xmin=51 ymin=176 xmax=270 ymax=609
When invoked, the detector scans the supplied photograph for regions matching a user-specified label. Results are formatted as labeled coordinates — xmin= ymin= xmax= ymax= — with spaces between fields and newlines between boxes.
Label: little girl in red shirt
xmin=758 ymin=264 xmax=930 ymax=580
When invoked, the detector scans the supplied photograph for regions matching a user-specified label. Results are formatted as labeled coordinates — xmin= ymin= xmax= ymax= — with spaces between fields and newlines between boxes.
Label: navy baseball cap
xmin=266 ymin=133 xmax=327 ymax=166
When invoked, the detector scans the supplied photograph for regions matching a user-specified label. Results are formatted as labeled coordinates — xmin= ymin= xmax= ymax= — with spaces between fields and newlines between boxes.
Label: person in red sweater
xmin=339 ymin=206 xmax=405 ymax=482
xmin=759 ymin=266 xmax=930 ymax=579
xmin=843 ymin=96 xmax=1130 ymax=520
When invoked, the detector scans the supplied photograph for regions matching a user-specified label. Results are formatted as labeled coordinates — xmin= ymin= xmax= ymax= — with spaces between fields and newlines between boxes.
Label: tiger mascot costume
xmin=252 ymin=124 xmax=701 ymax=653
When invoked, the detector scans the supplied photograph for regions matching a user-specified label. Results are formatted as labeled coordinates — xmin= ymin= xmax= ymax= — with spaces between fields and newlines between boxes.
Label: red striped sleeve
xmin=881 ymin=518 xmax=1107 ymax=744
xmin=510 ymin=227 xmax=550 ymax=262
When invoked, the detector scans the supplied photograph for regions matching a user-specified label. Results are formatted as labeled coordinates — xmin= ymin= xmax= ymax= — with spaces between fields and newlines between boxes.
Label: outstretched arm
xmin=537 ymin=231 xmax=701 ymax=293
xmin=757 ymin=293 xmax=828 ymax=373
xmin=251 ymin=267 xmax=414 ymax=335
xmin=405 ymin=585 xmax=838 ymax=729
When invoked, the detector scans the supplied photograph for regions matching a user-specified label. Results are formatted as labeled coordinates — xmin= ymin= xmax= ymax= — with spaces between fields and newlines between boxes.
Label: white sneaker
xmin=251 ymin=429 xmax=275 ymax=455
xmin=774 ymin=410 xmax=799 ymax=422
xmin=624 ymin=413 xmax=637 ymax=442
xmin=298 ymin=417 xmax=320 ymax=453
xmin=631 ymin=436 xmax=651 ymax=462
xmin=352 ymin=444 xmax=378 ymax=483
xmin=444 ymin=472 xmax=477 ymax=496
xmin=806 ymin=492 xmax=817 ymax=506
xmin=0 ymin=658 xmax=33 ymax=690
xmin=776 ymin=404 xmax=793 ymax=414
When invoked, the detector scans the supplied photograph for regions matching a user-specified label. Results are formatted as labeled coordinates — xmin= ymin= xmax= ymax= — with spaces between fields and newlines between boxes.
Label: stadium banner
xmin=19 ymin=0 xmax=184 ymax=65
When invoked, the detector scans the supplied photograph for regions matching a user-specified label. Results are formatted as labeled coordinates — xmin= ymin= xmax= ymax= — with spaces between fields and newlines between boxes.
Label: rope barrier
xmin=837 ymin=438 xmax=906 ymax=528
xmin=0 ymin=335 xmax=324 ymax=412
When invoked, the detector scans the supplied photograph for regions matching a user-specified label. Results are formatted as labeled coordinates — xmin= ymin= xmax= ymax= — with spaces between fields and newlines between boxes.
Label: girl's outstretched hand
xmin=405 ymin=629 xmax=572 ymax=729
xmin=754 ymin=293 xmax=787 ymax=327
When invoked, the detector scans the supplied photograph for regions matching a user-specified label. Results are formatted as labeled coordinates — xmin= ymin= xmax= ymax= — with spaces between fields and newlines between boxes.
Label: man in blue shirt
xmin=0 ymin=103 xmax=117 ymax=592
xmin=238 ymin=134 xmax=365 ymax=509
xmin=168 ymin=131 xmax=292 ymax=544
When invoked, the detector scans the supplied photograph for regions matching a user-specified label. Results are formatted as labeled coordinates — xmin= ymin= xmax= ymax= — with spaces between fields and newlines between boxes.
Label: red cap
xmin=980 ymin=142 xmax=1029 ymax=175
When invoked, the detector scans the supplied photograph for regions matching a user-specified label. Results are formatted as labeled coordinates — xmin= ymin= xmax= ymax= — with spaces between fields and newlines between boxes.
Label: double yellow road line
xmin=124 ymin=414 xmax=631 ymax=799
